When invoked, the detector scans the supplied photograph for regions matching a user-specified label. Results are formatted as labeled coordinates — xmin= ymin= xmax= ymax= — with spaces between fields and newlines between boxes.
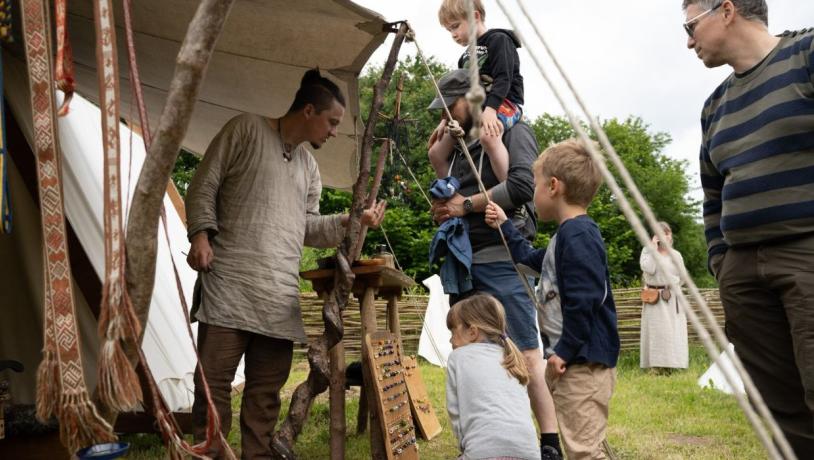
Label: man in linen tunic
xmin=185 ymin=69 xmax=385 ymax=459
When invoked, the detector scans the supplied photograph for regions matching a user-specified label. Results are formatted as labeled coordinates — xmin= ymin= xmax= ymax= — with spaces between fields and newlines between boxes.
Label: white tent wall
xmin=1 ymin=0 xmax=388 ymax=412
xmin=2 ymin=50 xmax=243 ymax=411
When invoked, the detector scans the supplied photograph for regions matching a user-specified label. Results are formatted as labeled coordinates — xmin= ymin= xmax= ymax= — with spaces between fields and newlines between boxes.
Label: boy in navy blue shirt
xmin=486 ymin=139 xmax=620 ymax=459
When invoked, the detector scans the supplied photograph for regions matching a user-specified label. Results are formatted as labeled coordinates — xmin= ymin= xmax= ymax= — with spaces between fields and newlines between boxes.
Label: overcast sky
xmin=354 ymin=0 xmax=813 ymax=205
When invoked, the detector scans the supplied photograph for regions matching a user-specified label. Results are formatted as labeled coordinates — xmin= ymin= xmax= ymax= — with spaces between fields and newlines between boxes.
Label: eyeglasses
xmin=683 ymin=1 xmax=723 ymax=38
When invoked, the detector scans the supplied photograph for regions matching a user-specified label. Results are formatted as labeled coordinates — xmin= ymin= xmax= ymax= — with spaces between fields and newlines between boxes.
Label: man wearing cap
xmin=427 ymin=68 xmax=562 ymax=460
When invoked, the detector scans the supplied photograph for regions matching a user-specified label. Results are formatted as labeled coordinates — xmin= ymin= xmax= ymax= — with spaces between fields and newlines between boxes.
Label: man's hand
xmin=361 ymin=200 xmax=387 ymax=228
xmin=546 ymin=354 xmax=567 ymax=382
xmin=481 ymin=107 xmax=503 ymax=138
xmin=187 ymin=232 xmax=214 ymax=272
xmin=427 ymin=118 xmax=448 ymax=149
xmin=484 ymin=202 xmax=507 ymax=229
xmin=431 ymin=194 xmax=466 ymax=224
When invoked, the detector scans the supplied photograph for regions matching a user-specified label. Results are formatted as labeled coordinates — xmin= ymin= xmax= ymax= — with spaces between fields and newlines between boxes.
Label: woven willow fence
xmin=297 ymin=288 xmax=723 ymax=361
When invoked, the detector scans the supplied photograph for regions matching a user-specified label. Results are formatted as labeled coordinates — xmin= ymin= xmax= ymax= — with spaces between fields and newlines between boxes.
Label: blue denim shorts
xmin=466 ymin=261 xmax=540 ymax=351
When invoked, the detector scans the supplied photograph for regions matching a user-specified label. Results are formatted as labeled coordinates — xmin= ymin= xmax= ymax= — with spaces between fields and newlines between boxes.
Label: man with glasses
xmin=683 ymin=0 xmax=814 ymax=455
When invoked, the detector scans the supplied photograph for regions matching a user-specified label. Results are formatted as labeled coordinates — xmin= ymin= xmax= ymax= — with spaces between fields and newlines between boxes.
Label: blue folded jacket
xmin=428 ymin=177 xmax=473 ymax=295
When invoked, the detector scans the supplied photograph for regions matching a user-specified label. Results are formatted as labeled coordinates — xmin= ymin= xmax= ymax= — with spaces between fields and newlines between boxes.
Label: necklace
xmin=276 ymin=118 xmax=293 ymax=162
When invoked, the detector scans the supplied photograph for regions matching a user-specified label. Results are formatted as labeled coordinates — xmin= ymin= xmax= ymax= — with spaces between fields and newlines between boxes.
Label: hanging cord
xmin=496 ymin=1 xmax=794 ymax=458
xmin=409 ymin=24 xmax=541 ymax=316
xmin=377 ymin=215 xmax=449 ymax=368
xmin=393 ymin=143 xmax=432 ymax=207
xmin=464 ymin=0 xmax=484 ymax=139
xmin=505 ymin=2 xmax=795 ymax=458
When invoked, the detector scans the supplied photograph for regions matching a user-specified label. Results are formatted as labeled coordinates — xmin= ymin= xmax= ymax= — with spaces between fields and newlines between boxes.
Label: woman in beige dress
xmin=639 ymin=222 xmax=688 ymax=370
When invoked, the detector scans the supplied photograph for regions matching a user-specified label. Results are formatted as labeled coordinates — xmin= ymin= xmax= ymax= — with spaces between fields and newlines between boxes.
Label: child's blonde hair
xmin=446 ymin=294 xmax=529 ymax=385
xmin=438 ymin=0 xmax=485 ymax=26
xmin=533 ymin=138 xmax=603 ymax=207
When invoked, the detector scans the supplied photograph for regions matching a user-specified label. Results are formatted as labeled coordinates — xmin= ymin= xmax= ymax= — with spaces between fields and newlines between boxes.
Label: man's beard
xmin=310 ymin=141 xmax=321 ymax=149
xmin=461 ymin=115 xmax=473 ymax=137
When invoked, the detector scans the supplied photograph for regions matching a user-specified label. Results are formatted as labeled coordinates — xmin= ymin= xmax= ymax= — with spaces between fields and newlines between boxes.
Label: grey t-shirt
xmin=446 ymin=343 xmax=539 ymax=460
xmin=537 ymin=234 xmax=563 ymax=357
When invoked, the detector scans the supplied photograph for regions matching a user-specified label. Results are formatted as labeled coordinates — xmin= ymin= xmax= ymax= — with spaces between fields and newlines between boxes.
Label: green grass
xmin=126 ymin=347 xmax=762 ymax=459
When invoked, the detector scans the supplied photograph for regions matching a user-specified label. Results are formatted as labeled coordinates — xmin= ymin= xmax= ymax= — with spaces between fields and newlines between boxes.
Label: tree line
xmin=173 ymin=56 xmax=715 ymax=289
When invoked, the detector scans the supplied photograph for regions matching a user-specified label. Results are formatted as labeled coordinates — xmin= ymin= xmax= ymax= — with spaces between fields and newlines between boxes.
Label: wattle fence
xmin=297 ymin=289 xmax=724 ymax=361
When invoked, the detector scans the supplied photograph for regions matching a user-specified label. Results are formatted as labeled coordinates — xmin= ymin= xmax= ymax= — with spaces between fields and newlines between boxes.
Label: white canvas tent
xmin=0 ymin=0 xmax=387 ymax=413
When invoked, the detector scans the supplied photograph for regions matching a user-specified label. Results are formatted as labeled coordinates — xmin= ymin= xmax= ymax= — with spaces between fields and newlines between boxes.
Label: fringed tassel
xmin=97 ymin=278 xmax=143 ymax=411
xmin=56 ymin=390 xmax=115 ymax=454
xmin=97 ymin=339 xmax=143 ymax=411
xmin=35 ymin=349 xmax=59 ymax=422
xmin=99 ymin=278 xmax=142 ymax=341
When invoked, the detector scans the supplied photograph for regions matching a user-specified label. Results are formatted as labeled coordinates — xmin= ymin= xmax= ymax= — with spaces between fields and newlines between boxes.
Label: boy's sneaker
xmin=541 ymin=445 xmax=562 ymax=460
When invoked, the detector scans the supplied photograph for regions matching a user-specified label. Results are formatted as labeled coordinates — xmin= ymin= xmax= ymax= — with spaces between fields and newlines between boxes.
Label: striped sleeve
xmin=809 ymin=31 xmax=814 ymax=84
xmin=699 ymin=138 xmax=728 ymax=262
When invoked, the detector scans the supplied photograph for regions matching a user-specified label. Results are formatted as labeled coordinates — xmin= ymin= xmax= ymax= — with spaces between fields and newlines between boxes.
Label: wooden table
xmin=300 ymin=264 xmax=414 ymax=460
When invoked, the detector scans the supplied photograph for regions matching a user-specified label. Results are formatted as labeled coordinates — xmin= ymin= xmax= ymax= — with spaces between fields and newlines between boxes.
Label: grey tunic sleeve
xmin=185 ymin=116 xmax=244 ymax=240
xmin=304 ymin=156 xmax=344 ymax=248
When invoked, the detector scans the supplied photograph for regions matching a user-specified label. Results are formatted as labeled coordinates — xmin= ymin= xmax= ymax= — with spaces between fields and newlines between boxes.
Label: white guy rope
xmin=496 ymin=1 xmax=793 ymax=457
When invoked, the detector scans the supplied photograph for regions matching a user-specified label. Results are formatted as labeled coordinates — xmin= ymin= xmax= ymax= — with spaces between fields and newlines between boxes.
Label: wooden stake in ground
xmin=271 ymin=22 xmax=410 ymax=460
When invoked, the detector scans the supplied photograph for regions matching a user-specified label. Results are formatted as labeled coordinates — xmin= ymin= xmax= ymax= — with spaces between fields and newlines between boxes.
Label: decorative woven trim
xmin=21 ymin=0 xmax=114 ymax=451
xmin=93 ymin=0 xmax=143 ymax=413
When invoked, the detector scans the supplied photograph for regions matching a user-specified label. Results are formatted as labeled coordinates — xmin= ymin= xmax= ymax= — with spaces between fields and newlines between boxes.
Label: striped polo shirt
xmin=700 ymin=28 xmax=814 ymax=259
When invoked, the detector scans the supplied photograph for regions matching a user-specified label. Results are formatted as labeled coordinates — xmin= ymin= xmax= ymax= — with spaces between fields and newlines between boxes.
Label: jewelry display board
xmin=401 ymin=356 xmax=442 ymax=440
xmin=365 ymin=331 xmax=419 ymax=460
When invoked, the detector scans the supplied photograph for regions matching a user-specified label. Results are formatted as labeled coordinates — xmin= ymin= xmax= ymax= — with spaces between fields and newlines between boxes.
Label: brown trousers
xmin=718 ymin=233 xmax=814 ymax=457
xmin=192 ymin=322 xmax=294 ymax=460
xmin=546 ymin=363 xmax=616 ymax=460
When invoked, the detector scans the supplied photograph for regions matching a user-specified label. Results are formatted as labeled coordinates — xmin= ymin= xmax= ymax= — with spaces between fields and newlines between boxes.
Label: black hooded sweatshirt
xmin=457 ymin=28 xmax=524 ymax=111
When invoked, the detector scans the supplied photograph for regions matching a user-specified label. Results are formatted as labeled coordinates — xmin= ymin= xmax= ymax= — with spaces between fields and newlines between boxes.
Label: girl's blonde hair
xmin=446 ymin=294 xmax=530 ymax=385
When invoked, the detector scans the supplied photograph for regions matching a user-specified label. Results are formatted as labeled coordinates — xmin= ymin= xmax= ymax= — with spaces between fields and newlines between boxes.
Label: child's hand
xmin=481 ymin=107 xmax=503 ymax=138
xmin=546 ymin=354 xmax=567 ymax=382
xmin=427 ymin=118 xmax=448 ymax=149
xmin=484 ymin=202 xmax=507 ymax=229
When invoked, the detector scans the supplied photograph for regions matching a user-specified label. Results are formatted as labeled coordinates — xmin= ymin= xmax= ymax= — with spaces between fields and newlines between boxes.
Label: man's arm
xmin=807 ymin=30 xmax=814 ymax=85
xmin=185 ymin=116 xmax=244 ymax=271
xmin=428 ymin=119 xmax=457 ymax=179
xmin=432 ymin=126 xmax=535 ymax=221
xmin=304 ymin=158 xmax=345 ymax=248
xmin=303 ymin=159 xmax=386 ymax=248
xmin=487 ymin=124 xmax=536 ymax=210
xmin=699 ymin=141 xmax=728 ymax=278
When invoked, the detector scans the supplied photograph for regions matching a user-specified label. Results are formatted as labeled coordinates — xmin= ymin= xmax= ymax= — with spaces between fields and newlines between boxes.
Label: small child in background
xmin=445 ymin=294 xmax=540 ymax=460
xmin=428 ymin=0 xmax=525 ymax=181
xmin=485 ymin=139 xmax=620 ymax=459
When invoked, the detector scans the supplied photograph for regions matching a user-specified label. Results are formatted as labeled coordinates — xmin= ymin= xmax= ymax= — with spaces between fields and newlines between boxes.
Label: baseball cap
xmin=427 ymin=69 xmax=471 ymax=110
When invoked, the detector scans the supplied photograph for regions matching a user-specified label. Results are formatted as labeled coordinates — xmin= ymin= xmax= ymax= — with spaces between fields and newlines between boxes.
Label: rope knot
xmin=466 ymin=86 xmax=485 ymax=106
xmin=445 ymin=119 xmax=466 ymax=139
